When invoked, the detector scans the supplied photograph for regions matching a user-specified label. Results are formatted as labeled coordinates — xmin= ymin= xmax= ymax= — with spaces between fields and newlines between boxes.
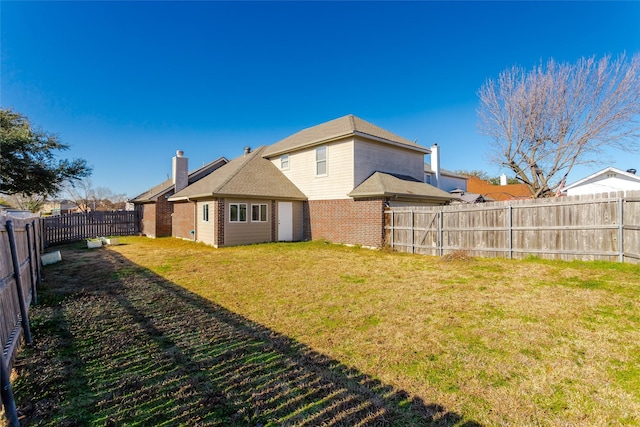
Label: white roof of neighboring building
xmin=563 ymin=167 xmax=640 ymax=195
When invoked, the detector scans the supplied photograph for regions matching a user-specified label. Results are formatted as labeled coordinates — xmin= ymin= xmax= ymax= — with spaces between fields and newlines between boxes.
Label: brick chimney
xmin=172 ymin=150 xmax=188 ymax=193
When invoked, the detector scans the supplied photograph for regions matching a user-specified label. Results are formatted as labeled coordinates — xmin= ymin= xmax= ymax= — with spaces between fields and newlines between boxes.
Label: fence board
xmin=385 ymin=191 xmax=640 ymax=263
xmin=0 ymin=212 xmax=41 ymax=425
xmin=42 ymin=211 xmax=140 ymax=246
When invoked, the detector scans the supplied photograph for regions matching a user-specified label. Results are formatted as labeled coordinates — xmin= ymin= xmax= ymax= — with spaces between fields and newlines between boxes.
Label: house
xmin=466 ymin=175 xmax=531 ymax=201
xmin=260 ymin=115 xmax=453 ymax=247
xmin=159 ymin=115 xmax=456 ymax=248
xmin=41 ymin=199 xmax=78 ymax=215
xmin=168 ymin=146 xmax=307 ymax=246
xmin=424 ymin=144 xmax=468 ymax=192
xmin=562 ymin=167 xmax=640 ymax=196
xmin=129 ymin=152 xmax=227 ymax=238
xmin=449 ymin=188 xmax=492 ymax=204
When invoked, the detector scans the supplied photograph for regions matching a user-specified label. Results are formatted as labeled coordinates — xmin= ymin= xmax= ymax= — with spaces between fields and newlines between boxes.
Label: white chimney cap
xmin=176 ymin=150 xmax=184 ymax=157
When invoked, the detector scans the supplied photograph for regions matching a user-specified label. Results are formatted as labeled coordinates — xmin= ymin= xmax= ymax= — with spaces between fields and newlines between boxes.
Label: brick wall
xmin=155 ymin=194 xmax=174 ymax=237
xmin=172 ymin=201 xmax=195 ymax=240
xmin=271 ymin=200 xmax=277 ymax=242
xmin=140 ymin=204 xmax=157 ymax=237
xmin=307 ymin=198 xmax=386 ymax=247
xmin=214 ymin=198 xmax=225 ymax=247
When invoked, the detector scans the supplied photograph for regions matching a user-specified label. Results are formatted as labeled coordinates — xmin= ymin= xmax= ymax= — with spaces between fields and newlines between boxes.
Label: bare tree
xmin=65 ymin=179 xmax=127 ymax=211
xmin=92 ymin=186 xmax=113 ymax=210
xmin=65 ymin=178 xmax=95 ymax=212
xmin=478 ymin=53 xmax=640 ymax=198
xmin=1 ymin=193 xmax=46 ymax=212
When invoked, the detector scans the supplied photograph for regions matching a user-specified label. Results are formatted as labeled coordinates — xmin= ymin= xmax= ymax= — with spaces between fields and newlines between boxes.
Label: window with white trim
xmin=251 ymin=204 xmax=268 ymax=222
xmin=202 ymin=203 xmax=209 ymax=222
xmin=229 ymin=203 xmax=247 ymax=223
xmin=280 ymin=154 xmax=289 ymax=170
xmin=316 ymin=146 xmax=327 ymax=176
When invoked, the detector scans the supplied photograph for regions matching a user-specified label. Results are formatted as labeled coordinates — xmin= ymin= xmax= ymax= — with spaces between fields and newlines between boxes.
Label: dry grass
xmin=9 ymin=236 xmax=640 ymax=426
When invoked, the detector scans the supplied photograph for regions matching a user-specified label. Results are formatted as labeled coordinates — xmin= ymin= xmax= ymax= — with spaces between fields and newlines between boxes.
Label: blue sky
xmin=2 ymin=1 xmax=639 ymax=198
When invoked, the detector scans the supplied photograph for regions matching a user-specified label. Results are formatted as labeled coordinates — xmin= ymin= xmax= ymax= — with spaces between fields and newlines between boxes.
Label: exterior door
xmin=277 ymin=201 xmax=293 ymax=241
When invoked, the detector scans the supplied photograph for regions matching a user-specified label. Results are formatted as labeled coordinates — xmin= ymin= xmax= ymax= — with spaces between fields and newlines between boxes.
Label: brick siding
xmin=139 ymin=204 xmax=157 ymax=237
xmin=271 ymin=200 xmax=277 ymax=242
xmin=172 ymin=201 xmax=195 ymax=240
xmin=155 ymin=194 xmax=174 ymax=237
xmin=307 ymin=198 xmax=386 ymax=247
xmin=214 ymin=198 xmax=225 ymax=247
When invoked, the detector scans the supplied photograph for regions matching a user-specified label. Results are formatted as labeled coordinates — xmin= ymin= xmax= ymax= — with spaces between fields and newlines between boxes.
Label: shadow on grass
xmin=12 ymin=243 xmax=482 ymax=426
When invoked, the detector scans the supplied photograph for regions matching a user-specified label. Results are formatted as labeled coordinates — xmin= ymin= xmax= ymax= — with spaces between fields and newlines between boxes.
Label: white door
xmin=277 ymin=201 xmax=293 ymax=241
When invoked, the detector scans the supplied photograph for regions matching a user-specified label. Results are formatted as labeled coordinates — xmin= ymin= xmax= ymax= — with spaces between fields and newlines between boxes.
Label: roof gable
xmin=262 ymin=115 xmax=429 ymax=157
xmin=563 ymin=167 xmax=640 ymax=191
xmin=169 ymin=146 xmax=306 ymax=201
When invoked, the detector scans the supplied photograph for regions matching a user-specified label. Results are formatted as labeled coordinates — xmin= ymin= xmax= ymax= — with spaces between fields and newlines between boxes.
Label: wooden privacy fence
xmin=42 ymin=210 xmax=140 ymax=246
xmin=0 ymin=212 xmax=41 ymax=426
xmin=385 ymin=191 xmax=640 ymax=263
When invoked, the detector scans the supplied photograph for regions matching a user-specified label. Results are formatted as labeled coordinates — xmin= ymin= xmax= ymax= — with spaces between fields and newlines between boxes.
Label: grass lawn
xmin=8 ymin=236 xmax=640 ymax=426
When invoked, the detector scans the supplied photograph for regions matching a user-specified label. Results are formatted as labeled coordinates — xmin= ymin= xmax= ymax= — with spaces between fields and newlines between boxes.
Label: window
xmin=202 ymin=203 xmax=209 ymax=222
xmin=229 ymin=203 xmax=247 ymax=222
xmin=280 ymin=154 xmax=289 ymax=170
xmin=251 ymin=204 xmax=268 ymax=222
xmin=316 ymin=146 xmax=327 ymax=176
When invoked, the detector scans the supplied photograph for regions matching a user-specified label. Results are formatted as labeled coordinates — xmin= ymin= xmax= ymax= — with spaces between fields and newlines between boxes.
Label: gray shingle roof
xmin=348 ymin=171 xmax=454 ymax=202
xmin=169 ymin=146 xmax=306 ymax=201
xmin=129 ymin=157 xmax=228 ymax=203
xmin=262 ymin=115 xmax=429 ymax=157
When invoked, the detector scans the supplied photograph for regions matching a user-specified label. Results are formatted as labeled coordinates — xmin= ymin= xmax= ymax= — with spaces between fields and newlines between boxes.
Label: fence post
xmin=25 ymin=223 xmax=38 ymax=305
xmin=438 ymin=210 xmax=443 ymax=256
xmin=619 ymin=197 xmax=624 ymax=263
xmin=410 ymin=210 xmax=414 ymax=254
xmin=0 ymin=354 xmax=19 ymax=427
xmin=31 ymin=220 xmax=42 ymax=288
xmin=508 ymin=203 xmax=513 ymax=260
xmin=6 ymin=220 xmax=33 ymax=345
xmin=390 ymin=210 xmax=395 ymax=250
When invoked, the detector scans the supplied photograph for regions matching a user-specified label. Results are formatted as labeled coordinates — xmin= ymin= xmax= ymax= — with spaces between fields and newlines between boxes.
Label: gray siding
xmin=354 ymin=138 xmax=424 ymax=187
xmin=224 ymin=198 xmax=272 ymax=246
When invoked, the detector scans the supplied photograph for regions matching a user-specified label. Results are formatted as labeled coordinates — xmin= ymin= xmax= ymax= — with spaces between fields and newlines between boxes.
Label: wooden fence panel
xmin=42 ymin=211 xmax=140 ymax=246
xmin=385 ymin=191 xmax=640 ymax=263
xmin=623 ymin=197 xmax=640 ymax=263
xmin=0 ymin=212 xmax=40 ymax=425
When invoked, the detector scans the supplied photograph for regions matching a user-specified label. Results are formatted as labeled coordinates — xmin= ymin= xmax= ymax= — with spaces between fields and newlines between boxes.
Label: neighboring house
xmin=158 ymin=115 xmax=457 ymax=248
xmin=41 ymin=199 xmax=78 ymax=215
xmin=466 ymin=176 xmax=531 ymax=201
xmin=129 ymin=152 xmax=227 ymax=238
xmin=562 ymin=167 xmax=640 ymax=196
xmin=424 ymin=144 xmax=468 ymax=192
xmin=449 ymin=188 xmax=491 ymax=204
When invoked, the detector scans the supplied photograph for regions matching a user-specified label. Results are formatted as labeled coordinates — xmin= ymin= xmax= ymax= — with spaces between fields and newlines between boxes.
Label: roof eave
xmin=169 ymin=192 xmax=307 ymax=202
xmin=349 ymin=191 xmax=453 ymax=201
xmin=168 ymin=192 xmax=215 ymax=202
